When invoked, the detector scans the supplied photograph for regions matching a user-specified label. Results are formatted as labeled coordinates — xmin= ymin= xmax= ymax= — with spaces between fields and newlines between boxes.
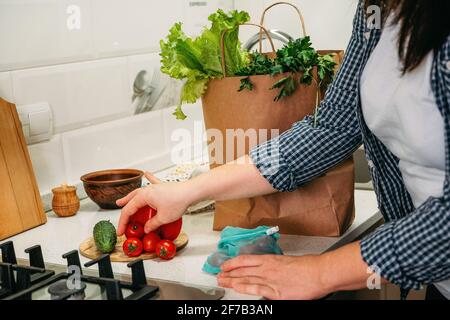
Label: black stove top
xmin=0 ymin=241 xmax=224 ymax=300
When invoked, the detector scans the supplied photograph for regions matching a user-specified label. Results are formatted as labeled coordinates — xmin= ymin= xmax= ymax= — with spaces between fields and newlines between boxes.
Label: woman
xmin=117 ymin=0 xmax=450 ymax=300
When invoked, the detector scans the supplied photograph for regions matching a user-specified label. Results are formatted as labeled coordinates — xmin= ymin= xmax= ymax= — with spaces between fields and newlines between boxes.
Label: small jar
xmin=52 ymin=184 xmax=80 ymax=217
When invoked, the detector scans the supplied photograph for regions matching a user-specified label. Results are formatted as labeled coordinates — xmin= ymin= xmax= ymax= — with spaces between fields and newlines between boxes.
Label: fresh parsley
xmin=238 ymin=77 xmax=254 ymax=92
xmin=236 ymin=37 xmax=337 ymax=101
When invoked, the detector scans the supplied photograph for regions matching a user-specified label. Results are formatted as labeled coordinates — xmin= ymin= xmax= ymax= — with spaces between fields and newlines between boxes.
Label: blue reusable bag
xmin=202 ymin=226 xmax=283 ymax=275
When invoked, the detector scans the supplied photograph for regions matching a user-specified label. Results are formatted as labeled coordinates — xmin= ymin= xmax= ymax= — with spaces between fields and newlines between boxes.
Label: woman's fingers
xmin=221 ymin=255 xmax=264 ymax=272
xmin=217 ymin=275 xmax=265 ymax=288
xmin=117 ymin=212 xmax=131 ymax=236
xmin=122 ymin=192 xmax=149 ymax=217
xmin=233 ymin=282 xmax=277 ymax=299
xmin=117 ymin=171 xmax=159 ymax=207
xmin=217 ymin=276 xmax=276 ymax=298
xmin=218 ymin=266 xmax=262 ymax=278
xmin=144 ymin=215 xmax=164 ymax=234
xmin=144 ymin=171 xmax=162 ymax=184
xmin=117 ymin=192 xmax=148 ymax=235
xmin=116 ymin=188 xmax=139 ymax=207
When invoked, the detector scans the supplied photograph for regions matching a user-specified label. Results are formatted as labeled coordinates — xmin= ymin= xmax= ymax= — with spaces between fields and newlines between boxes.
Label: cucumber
xmin=93 ymin=220 xmax=117 ymax=253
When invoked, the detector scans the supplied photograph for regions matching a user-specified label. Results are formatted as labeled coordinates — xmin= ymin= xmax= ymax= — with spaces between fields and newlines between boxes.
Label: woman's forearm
xmin=218 ymin=241 xmax=390 ymax=299
xmin=319 ymin=241 xmax=389 ymax=293
xmin=185 ymin=155 xmax=277 ymax=204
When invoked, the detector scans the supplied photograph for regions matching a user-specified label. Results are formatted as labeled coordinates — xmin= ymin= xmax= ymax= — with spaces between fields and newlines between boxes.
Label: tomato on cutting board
xmin=156 ymin=240 xmax=177 ymax=260
xmin=142 ymin=232 xmax=161 ymax=253
xmin=130 ymin=206 xmax=157 ymax=227
xmin=125 ymin=222 xmax=145 ymax=239
xmin=160 ymin=218 xmax=182 ymax=241
xmin=123 ymin=238 xmax=143 ymax=257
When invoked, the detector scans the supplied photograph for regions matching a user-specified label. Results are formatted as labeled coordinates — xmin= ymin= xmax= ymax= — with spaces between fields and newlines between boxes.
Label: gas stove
xmin=0 ymin=241 xmax=224 ymax=300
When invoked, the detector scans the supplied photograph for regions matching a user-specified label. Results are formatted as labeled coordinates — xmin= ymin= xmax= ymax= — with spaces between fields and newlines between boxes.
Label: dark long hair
xmin=365 ymin=0 xmax=450 ymax=73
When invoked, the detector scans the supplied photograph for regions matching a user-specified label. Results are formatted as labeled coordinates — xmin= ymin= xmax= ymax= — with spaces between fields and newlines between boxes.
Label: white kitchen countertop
xmin=3 ymin=189 xmax=380 ymax=300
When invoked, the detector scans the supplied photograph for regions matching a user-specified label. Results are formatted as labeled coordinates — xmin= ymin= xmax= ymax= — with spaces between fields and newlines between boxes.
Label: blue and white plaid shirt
xmin=250 ymin=1 xmax=450 ymax=293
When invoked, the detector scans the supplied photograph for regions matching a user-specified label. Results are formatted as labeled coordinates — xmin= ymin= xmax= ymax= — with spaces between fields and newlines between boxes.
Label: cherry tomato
xmin=160 ymin=218 xmax=182 ymax=241
xmin=123 ymin=238 xmax=143 ymax=257
xmin=156 ymin=240 xmax=176 ymax=260
xmin=125 ymin=222 xmax=145 ymax=239
xmin=130 ymin=206 xmax=157 ymax=227
xmin=142 ymin=232 xmax=161 ymax=253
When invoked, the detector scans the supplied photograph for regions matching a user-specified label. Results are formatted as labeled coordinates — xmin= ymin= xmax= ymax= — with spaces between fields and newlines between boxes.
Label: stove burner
xmin=48 ymin=279 xmax=87 ymax=300
xmin=0 ymin=240 xmax=225 ymax=300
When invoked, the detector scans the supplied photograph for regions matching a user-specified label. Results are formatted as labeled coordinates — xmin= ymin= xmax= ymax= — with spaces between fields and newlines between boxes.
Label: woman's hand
xmin=217 ymin=255 xmax=330 ymax=300
xmin=116 ymin=172 xmax=193 ymax=235
xmin=217 ymin=242 xmax=381 ymax=300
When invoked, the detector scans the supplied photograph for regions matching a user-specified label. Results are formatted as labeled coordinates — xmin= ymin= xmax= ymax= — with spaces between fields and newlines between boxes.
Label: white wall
xmin=0 ymin=0 xmax=230 ymax=197
xmin=0 ymin=0 xmax=356 ymax=200
xmin=235 ymin=0 xmax=357 ymax=50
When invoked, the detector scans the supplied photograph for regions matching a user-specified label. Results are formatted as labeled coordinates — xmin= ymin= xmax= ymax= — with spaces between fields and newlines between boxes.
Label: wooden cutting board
xmin=79 ymin=232 xmax=189 ymax=262
xmin=0 ymin=98 xmax=47 ymax=240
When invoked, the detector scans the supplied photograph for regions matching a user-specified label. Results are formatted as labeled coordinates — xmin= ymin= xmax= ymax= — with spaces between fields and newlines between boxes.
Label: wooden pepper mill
xmin=52 ymin=184 xmax=80 ymax=217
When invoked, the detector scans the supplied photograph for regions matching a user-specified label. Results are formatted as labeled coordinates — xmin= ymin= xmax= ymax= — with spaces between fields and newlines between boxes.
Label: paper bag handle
xmin=258 ymin=2 xmax=308 ymax=53
xmin=220 ymin=23 xmax=276 ymax=77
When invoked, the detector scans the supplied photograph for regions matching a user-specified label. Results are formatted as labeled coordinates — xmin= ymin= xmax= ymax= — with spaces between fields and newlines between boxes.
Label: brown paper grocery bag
xmin=201 ymin=21 xmax=352 ymax=236
xmin=213 ymin=159 xmax=354 ymax=236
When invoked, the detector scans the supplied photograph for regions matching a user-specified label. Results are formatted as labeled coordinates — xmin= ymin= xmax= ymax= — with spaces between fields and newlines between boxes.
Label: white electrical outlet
xmin=17 ymin=102 xmax=53 ymax=145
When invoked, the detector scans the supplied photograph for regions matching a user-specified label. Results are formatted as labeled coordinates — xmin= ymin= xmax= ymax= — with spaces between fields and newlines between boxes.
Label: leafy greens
xmin=236 ymin=37 xmax=337 ymax=101
xmin=160 ymin=9 xmax=337 ymax=120
xmin=160 ymin=9 xmax=250 ymax=119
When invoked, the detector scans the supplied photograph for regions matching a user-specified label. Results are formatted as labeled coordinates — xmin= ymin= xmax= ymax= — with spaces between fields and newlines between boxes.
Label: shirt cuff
xmin=360 ymin=222 xmax=422 ymax=290
xmin=249 ymin=135 xmax=297 ymax=192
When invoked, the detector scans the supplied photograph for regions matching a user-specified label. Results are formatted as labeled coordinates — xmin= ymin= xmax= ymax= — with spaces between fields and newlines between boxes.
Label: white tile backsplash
xmin=12 ymin=57 xmax=131 ymax=133
xmin=0 ymin=0 xmax=93 ymax=71
xmin=0 ymin=0 xmax=186 ymax=72
xmin=91 ymin=0 xmax=183 ymax=57
xmin=163 ymin=102 xmax=207 ymax=166
xmin=28 ymin=134 xmax=67 ymax=194
xmin=163 ymin=102 xmax=205 ymax=149
xmin=0 ymin=72 xmax=14 ymax=102
xmin=61 ymin=110 xmax=166 ymax=183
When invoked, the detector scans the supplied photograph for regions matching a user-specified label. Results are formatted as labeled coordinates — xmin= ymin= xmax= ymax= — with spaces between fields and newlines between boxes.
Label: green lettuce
xmin=160 ymin=9 xmax=250 ymax=119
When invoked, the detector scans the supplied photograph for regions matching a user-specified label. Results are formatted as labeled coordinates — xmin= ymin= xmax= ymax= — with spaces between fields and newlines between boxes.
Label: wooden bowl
xmin=80 ymin=169 xmax=143 ymax=210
